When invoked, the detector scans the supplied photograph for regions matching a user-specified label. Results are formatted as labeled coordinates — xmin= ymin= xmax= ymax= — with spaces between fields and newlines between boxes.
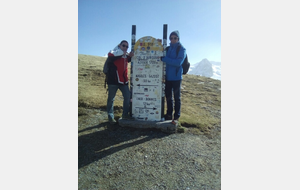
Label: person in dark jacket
xmin=105 ymin=40 xmax=134 ymax=124
xmin=161 ymin=30 xmax=186 ymax=124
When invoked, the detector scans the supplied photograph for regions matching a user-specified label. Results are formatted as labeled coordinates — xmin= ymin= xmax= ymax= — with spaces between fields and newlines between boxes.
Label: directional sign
xmin=131 ymin=36 xmax=164 ymax=121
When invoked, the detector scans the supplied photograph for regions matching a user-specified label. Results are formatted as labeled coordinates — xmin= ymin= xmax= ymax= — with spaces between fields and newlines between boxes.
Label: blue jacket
xmin=162 ymin=42 xmax=186 ymax=81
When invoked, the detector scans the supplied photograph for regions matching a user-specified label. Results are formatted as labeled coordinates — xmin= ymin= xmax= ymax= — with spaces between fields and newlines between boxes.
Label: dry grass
xmin=78 ymin=54 xmax=221 ymax=135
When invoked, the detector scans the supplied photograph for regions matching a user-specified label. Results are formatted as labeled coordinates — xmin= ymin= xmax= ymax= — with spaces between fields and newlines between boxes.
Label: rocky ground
xmin=78 ymin=108 xmax=221 ymax=190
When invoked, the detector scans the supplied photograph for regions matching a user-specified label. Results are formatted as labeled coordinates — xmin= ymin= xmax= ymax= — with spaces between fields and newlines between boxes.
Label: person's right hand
xmin=128 ymin=51 xmax=134 ymax=57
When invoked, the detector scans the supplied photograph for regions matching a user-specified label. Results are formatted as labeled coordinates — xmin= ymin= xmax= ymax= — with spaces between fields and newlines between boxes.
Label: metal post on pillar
xmin=130 ymin=25 xmax=136 ymax=117
xmin=161 ymin=24 xmax=167 ymax=120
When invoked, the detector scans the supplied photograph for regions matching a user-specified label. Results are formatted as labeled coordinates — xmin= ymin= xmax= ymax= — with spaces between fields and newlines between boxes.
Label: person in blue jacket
xmin=161 ymin=30 xmax=186 ymax=124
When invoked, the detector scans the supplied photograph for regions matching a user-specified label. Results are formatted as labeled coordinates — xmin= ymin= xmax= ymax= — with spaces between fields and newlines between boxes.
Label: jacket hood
xmin=109 ymin=45 xmax=124 ymax=56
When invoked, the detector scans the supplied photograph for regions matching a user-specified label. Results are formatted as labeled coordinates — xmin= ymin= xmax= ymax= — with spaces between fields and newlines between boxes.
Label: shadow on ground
xmin=78 ymin=122 xmax=169 ymax=169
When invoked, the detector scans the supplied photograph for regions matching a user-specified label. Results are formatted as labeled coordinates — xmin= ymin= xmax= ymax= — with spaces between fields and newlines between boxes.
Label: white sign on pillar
xmin=131 ymin=36 xmax=164 ymax=121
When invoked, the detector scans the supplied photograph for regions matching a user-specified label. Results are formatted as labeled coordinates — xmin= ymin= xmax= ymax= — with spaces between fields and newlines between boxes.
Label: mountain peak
xmin=188 ymin=58 xmax=221 ymax=80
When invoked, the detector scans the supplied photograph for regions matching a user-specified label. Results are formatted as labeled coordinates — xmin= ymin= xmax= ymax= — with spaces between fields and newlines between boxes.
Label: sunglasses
xmin=170 ymin=37 xmax=178 ymax=40
xmin=122 ymin=44 xmax=129 ymax=48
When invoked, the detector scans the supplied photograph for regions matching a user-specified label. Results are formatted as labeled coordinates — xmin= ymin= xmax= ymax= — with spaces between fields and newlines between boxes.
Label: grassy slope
xmin=78 ymin=54 xmax=221 ymax=135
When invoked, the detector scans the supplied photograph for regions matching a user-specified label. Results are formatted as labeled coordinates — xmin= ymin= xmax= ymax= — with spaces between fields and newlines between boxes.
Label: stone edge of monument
xmin=118 ymin=119 xmax=178 ymax=134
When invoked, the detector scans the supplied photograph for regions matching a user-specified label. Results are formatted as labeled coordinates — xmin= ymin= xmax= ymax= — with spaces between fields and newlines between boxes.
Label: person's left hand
xmin=128 ymin=51 xmax=134 ymax=57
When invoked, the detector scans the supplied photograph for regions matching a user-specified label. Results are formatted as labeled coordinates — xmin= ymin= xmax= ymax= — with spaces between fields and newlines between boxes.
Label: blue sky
xmin=78 ymin=0 xmax=221 ymax=64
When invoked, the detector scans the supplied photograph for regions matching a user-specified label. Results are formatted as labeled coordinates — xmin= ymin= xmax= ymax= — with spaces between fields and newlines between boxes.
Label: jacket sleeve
xmin=162 ymin=47 xmax=186 ymax=67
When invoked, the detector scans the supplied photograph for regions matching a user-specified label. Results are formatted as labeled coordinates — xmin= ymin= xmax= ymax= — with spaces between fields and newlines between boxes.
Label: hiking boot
xmin=164 ymin=114 xmax=172 ymax=121
xmin=122 ymin=115 xmax=135 ymax=120
xmin=109 ymin=118 xmax=117 ymax=124
xmin=172 ymin=118 xmax=179 ymax=125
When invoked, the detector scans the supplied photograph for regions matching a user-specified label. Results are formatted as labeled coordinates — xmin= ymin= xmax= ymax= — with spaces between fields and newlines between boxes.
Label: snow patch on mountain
xmin=188 ymin=59 xmax=221 ymax=80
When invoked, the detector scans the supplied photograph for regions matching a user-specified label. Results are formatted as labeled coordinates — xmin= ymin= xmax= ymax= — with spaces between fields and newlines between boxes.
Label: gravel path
xmin=78 ymin=108 xmax=221 ymax=190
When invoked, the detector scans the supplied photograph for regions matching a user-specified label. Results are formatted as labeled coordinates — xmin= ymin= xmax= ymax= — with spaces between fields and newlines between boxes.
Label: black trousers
xmin=165 ymin=80 xmax=182 ymax=119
